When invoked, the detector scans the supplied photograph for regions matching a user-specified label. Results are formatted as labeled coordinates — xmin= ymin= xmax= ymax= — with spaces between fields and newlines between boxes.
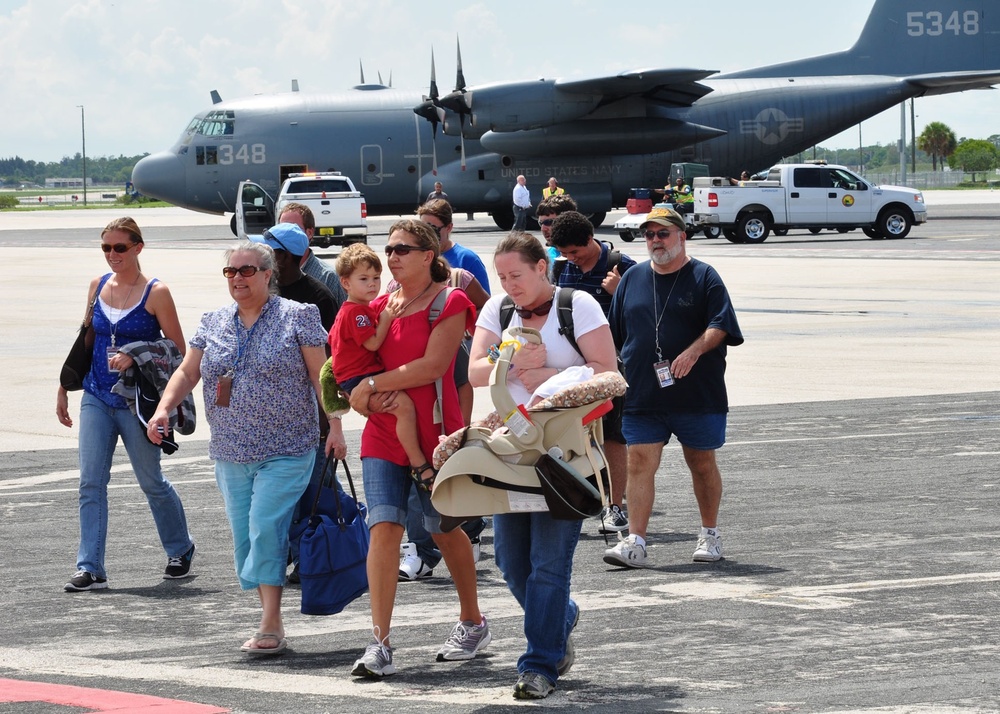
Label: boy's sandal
xmin=410 ymin=463 xmax=436 ymax=493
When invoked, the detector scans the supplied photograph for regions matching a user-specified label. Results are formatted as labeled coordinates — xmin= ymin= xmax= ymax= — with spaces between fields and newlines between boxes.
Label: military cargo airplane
xmin=131 ymin=0 xmax=1000 ymax=232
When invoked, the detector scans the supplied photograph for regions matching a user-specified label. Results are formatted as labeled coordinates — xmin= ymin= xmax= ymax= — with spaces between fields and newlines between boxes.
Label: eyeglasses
xmin=385 ymin=244 xmax=432 ymax=256
xmin=101 ymin=243 xmax=135 ymax=254
xmin=644 ymin=229 xmax=679 ymax=240
xmin=514 ymin=299 xmax=553 ymax=320
xmin=222 ymin=265 xmax=264 ymax=278
xmin=538 ymin=218 xmax=555 ymax=227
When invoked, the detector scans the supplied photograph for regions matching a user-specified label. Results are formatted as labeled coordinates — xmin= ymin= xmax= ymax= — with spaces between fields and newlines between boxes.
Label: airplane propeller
xmin=413 ymin=49 xmax=446 ymax=175
xmin=439 ymin=37 xmax=472 ymax=170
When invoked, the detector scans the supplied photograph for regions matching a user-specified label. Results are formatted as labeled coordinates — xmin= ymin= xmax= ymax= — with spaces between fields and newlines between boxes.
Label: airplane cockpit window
xmin=195 ymin=111 xmax=236 ymax=137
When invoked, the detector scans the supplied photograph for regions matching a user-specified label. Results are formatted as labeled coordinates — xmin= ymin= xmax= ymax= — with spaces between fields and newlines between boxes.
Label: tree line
xmin=0 ymin=153 xmax=149 ymax=188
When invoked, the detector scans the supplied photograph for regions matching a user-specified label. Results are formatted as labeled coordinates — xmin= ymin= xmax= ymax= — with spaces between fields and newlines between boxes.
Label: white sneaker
xmin=398 ymin=542 xmax=433 ymax=581
xmin=693 ymin=530 xmax=723 ymax=562
xmin=603 ymin=534 xmax=648 ymax=568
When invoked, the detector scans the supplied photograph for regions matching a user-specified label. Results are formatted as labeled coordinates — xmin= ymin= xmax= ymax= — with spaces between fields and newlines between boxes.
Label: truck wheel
xmin=723 ymin=227 xmax=743 ymax=243
xmin=620 ymin=230 xmax=635 ymax=243
xmin=863 ymin=226 xmax=884 ymax=240
xmin=737 ymin=214 xmax=770 ymax=243
xmin=877 ymin=206 xmax=912 ymax=239
xmin=491 ymin=212 xmax=515 ymax=231
xmin=773 ymin=228 xmax=788 ymax=236
xmin=702 ymin=225 xmax=722 ymax=240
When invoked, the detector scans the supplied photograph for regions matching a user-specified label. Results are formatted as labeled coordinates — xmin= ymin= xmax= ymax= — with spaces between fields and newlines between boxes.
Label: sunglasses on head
xmin=514 ymin=299 xmax=553 ymax=320
xmin=384 ymin=244 xmax=431 ymax=256
xmin=101 ymin=243 xmax=135 ymax=254
xmin=222 ymin=265 xmax=263 ymax=278
xmin=644 ymin=228 xmax=678 ymax=240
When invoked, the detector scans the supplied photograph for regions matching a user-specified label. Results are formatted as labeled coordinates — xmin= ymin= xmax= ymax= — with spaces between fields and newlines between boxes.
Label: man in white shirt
xmin=512 ymin=175 xmax=531 ymax=231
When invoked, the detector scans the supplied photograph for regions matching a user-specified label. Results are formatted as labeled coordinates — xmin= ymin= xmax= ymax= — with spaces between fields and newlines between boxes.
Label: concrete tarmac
xmin=1 ymin=197 xmax=999 ymax=712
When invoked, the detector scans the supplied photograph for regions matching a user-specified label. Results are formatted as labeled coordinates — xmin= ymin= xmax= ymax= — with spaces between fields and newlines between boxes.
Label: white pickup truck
xmin=692 ymin=163 xmax=926 ymax=243
xmin=235 ymin=172 xmax=367 ymax=248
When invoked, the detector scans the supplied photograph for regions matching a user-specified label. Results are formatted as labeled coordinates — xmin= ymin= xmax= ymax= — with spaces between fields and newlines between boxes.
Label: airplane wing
xmin=556 ymin=68 xmax=717 ymax=107
xmin=905 ymin=70 xmax=1000 ymax=96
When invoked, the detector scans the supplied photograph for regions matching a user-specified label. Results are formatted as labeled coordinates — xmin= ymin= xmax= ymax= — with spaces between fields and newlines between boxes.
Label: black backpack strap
xmin=499 ymin=295 xmax=516 ymax=333
xmin=555 ymin=288 xmax=583 ymax=358
xmin=552 ymin=257 xmax=568 ymax=284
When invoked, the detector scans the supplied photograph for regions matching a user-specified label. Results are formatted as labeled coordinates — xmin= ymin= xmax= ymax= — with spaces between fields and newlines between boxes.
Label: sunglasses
xmin=222 ymin=265 xmax=264 ymax=278
xmin=538 ymin=218 xmax=555 ymax=227
xmin=423 ymin=222 xmax=443 ymax=235
xmin=514 ymin=299 xmax=553 ymax=320
xmin=101 ymin=243 xmax=135 ymax=254
xmin=644 ymin=229 xmax=679 ymax=240
xmin=385 ymin=244 xmax=432 ymax=256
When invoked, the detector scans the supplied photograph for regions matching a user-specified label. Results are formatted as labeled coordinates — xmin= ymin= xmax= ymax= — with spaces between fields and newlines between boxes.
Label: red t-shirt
xmin=329 ymin=301 xmax=382 ymax=382
xmin=360 ymin=288 xmax=476 ymax=466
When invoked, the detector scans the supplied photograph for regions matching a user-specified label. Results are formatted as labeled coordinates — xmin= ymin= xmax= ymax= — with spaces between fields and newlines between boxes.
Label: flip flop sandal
xmin=241 ymin=631 xmax=287 ymax=656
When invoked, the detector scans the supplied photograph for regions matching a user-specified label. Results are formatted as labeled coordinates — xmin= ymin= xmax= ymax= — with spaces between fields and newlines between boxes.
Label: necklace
xmin=109 ymin=272 xmax=143 ymax=348
xmin=398 ymin=280 xmax=434 ymax=314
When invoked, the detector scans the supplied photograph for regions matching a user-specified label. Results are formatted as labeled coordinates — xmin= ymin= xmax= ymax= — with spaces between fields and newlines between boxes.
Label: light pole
xmin=77 ymin=105 xmax=87 ymax=207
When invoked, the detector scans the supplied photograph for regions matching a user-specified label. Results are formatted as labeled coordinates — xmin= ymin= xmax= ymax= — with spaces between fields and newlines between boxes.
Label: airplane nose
xmin=131 ymin=152 xmax=185 ymax=205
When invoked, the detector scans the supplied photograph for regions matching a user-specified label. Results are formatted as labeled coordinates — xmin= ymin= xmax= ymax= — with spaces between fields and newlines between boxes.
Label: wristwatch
xmin=368 ymin=376 xmax=378 ymax=393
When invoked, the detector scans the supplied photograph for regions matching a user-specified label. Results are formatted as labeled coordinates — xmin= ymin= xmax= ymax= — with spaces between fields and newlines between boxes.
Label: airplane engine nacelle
xmin=480 ymin=118 xmax=728 ymax=157
xmin=441 ymin=79 xmax=601 ymax=138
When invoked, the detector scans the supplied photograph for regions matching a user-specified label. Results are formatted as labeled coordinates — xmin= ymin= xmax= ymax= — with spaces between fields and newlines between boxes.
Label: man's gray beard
xmin=649 ymin=243 xmax=682 ymax=265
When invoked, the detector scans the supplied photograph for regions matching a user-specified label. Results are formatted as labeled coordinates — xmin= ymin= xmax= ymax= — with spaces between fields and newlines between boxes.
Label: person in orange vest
xmin=540 ymin=177 xmax=566 ymax=200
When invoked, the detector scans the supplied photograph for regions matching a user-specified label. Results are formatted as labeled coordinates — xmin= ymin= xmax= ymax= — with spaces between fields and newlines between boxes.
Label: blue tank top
xmin=83 ymin=274 xmax=162 ymax=409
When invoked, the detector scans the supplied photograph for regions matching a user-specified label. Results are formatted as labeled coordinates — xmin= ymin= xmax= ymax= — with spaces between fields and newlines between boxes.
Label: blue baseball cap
xmin=251 ymin=222 xmax=309 ymax=257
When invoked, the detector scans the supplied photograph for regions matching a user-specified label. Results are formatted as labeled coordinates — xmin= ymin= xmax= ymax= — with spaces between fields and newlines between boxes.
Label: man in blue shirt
xmin=550 ymin=211 xmax=636 ymax=536
xmin=605 ymin=206 xmax=744 ymax=569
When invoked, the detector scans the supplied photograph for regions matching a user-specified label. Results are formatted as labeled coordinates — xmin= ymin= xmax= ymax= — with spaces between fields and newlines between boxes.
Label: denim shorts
xmin=622 ymin=412 xmax=727 ymax=451
xmin=339 ymin=371 xmax=380 ymax=394
xmin=361 ymin=456 xmax=442 ymax=534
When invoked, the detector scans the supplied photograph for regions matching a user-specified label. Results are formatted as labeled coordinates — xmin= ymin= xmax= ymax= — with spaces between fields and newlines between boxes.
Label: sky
xmin=1 ymin=0 xmax=996 ymax=164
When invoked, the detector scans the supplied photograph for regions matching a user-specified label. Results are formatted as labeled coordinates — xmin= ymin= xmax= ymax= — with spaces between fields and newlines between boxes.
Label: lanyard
xmin=652 ymin=265 xmax=684 ymax=362
xmin=230 ymin=309 xmax=262 ymax=376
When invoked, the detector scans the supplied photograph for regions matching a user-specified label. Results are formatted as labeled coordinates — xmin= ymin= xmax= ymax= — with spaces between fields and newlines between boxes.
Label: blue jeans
xmin=405 ymin=489 xmax=486 ymax=568
xmin=76 ymin=391 xmax=193 ymax=578
xmin=215 ymin=451 xmax=314 ymax=589
xmin=493 ymin=511 xmax=581 ymax=683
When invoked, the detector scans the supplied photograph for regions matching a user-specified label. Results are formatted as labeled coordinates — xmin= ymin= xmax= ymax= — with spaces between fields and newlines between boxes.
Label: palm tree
xmin=917 ymin=122 xmax=957 ymax=171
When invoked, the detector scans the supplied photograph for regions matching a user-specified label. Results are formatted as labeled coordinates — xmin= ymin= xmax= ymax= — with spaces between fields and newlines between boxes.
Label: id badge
xmin=215 ymin=373 xmax=233 ymax=407
xmin=653 ymin=359 xmax=674 ymax=388
xmin=106 ymin=347 xmax=120 ymax=373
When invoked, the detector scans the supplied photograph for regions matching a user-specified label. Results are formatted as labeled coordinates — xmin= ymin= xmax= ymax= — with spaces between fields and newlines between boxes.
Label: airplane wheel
xmin=808 ymin=228 xmax=823 ymax=235
xmin=863 ymin=226 xmax=884 ymax=240
xmin=491 ymin=211 xmax=515 ymax=231
xmin=737 ymin=214 xmax=770 ymax=243
xmin=587 ymin=212 xmax=607 ymax=229
xmin=773 ymin=228 xmax=788 ymax=236
xmin=702 ymin=225 xmax=722 ymax=240
xmin=836 ymin=227 xmax=852 ymax=233
xmin=877 ymin=207 xmax=912 ymax=239
xmin=620 ymin=230 xmax=635 ymax=243
xmin=229 ymin=214 xmax=238 ymax=236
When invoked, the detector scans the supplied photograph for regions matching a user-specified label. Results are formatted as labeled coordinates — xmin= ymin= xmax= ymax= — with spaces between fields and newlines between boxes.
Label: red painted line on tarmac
xmin=0 ymin=677 xmax=229 ymax=713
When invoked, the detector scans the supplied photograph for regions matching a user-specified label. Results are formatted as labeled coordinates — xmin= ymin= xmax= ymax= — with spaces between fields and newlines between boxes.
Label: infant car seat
xmin=431 ymin=327 xmax=627 ymax=522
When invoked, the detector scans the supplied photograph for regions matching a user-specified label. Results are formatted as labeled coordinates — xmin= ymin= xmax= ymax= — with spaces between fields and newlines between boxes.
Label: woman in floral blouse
xmin=148 ymin=240 xmax=339 ymax=656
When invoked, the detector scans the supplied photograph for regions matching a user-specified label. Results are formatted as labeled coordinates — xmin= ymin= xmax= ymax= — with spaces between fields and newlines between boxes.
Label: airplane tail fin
xmin=721 ymin=0 xmax=999 ymax=79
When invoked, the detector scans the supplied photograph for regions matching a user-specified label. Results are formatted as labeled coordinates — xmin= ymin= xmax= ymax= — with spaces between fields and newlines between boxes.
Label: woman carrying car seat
xmin=468 ymin=231 xmax=618 ymax=700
